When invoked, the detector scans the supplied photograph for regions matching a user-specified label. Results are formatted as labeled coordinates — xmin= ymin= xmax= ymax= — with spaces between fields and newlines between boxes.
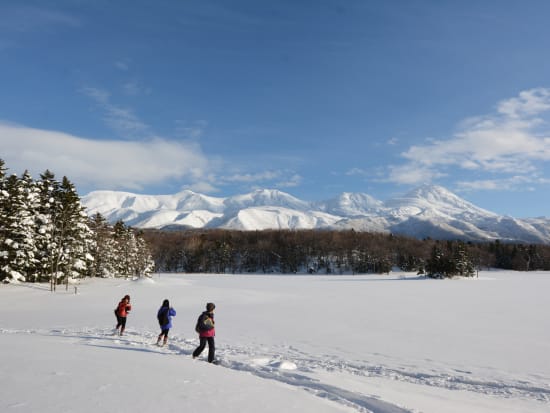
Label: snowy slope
xmin=223 ymin=189 xmax=310 ymax=212
xmin=217 ymin=206 xmax=341 ymax=231
xmin=384 ymin=185 xmax=498 ymax=221
xmin=81 ymin=185 xmax=550 ymax=243
xmin=314 ymin=192 xmax=385 ymax=217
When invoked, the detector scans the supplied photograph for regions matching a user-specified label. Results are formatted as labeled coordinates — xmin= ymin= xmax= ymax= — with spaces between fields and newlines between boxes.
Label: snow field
xmin=1 ymin=270 xmax=550 ymax=412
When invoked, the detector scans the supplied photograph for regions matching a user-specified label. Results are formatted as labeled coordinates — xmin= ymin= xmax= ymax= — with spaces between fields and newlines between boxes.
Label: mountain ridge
xmin=81 ymin=185 xmax=550 ymax=243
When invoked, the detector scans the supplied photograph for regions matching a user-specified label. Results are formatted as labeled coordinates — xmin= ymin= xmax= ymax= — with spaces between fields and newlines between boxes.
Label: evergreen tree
xmin=0 ymin=172 xmax=40 ymax=282
xmin=63 ymin=177 xmax=94 ymax=283
xmin=0 ymin=160 xmax=155 ymax=284
xmin=112 ymin=220 xmax=154 ymax=277
xmin=88 ymin=213 xmax=118 ymax=277
xmin=135 ymin=234 xmax=155 ymax=276
xmin=35 ymin=170 xmax=59 ymax=282
xmin=452 ymin=241 xmax=475 ymax=277
xmin=426 ymin=242 xmax=446 ymax=278
xmin=0 ymin=160 xmax=9 ymax=280
xmin=50 ymin=177 xmax=94 ymax=289
xmin=426 ymin=241 xmax=475 ymax=278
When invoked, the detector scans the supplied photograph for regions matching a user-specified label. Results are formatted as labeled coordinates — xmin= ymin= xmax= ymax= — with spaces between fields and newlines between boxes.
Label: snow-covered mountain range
xmin=81 ymin=185 xmax=550 ymax=243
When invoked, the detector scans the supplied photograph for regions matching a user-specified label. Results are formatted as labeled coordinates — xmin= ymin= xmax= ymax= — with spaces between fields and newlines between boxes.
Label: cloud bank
xmin=0 ymin=122 xmax=212 ymax=193
xmin=388 ymin=88 xmax=550 ymax=190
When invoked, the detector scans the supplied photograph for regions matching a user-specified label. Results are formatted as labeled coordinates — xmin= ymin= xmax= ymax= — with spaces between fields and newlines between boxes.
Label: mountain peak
xmin=385 ymin=184 xmax=496 ymax=218
xmin=224 ymin=188 xmax=310 ymax=211
xmin=404 ymin=184 xmax=464 ymax=203
xmin=80 ymin=185 xmax=550 ymax=243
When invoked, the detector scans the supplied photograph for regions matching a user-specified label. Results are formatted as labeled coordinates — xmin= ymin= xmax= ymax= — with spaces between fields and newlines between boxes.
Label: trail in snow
xmin=3 ymin=327 xmax=549 ymax=412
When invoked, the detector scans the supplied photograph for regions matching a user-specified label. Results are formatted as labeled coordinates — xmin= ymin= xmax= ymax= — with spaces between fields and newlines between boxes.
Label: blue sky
xmin=2 ymin=1 xmax=550 ymax=217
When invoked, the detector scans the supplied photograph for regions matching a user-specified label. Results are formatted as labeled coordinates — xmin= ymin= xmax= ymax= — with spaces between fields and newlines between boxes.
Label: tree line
xmin=0 ymin=160 xmax=154 ymax=287
xmin=142 ymin=228 xmax=550 ymax=278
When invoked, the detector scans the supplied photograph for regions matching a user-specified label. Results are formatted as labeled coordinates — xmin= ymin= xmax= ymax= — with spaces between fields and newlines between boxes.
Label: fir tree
xmin=35 ymin=170 xmax=59 ymax=282
xmin=56 ymin=177 xmax=94 ymax=287
xmin=0 ymin=160 xmax=9 ymax=280
xmin=88 ymin=213 xmax=118 ymax=277
xmin=1 ymin=172 xmax=40 ymax=282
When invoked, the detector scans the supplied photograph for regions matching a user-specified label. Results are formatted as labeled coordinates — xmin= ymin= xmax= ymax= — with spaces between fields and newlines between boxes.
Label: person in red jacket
xmin=115 ymin=295 xmax=132 ymax=336
xmin=192 ymin=302 xmax=216 ymax=363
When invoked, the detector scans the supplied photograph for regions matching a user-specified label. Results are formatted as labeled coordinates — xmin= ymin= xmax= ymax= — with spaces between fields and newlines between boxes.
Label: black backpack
xmin=158 ymin=307 xmax=169 ymax=326
xmin=195 ymin=313 xmax=212 ymax=333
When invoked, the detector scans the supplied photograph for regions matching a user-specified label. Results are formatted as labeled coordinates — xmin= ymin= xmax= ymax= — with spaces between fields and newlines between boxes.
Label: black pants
xmin=193 ymin=337 xmax=215 ymax=362
xmin=116 ymin=316 xmax=126 ymax=329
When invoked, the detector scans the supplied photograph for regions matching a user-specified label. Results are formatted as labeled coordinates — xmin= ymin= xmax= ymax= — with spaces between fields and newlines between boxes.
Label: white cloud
xmin=275 ymin=174 xmax=302 ymax=188
xmin=456 ymin=175 xmax=550 ymax=192
xmin=81 ymin=86 xmax=150 ymax=138
xmin=219 ymin=169 xmax=302 ymax=189
xmin=174 ymin=120 xmax=208 ymax=140
xmin=387 ymin=164 xmax=446 ymax=185
xmin=115 ymin=61 xmax=129 ymax=71
xmin=0 ymin=122 xmax=212 ymax=193
xmin=346 ymin=168 xmax=368 ymax=177
xmin=388 ymin=88 xmax=550 ymax=185
xmin=122 ymin=80 xmax=152 ymax=97
xmin=497 ymin=88 xmax=550 ymax=119
xmin=223 ymin=171 xmax=282 ymax=183
xmin=183 ymin=181 xmax=219 ymax=194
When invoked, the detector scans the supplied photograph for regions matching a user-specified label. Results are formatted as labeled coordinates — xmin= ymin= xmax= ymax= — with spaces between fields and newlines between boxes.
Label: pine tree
xmin=49 ymin=177 xmax=94 ymax=289
xmin=35 ymin=170 xmax=59 ymax=282
xmin=111 ymin=220 xmax=154 ymax=278
xmin=0 ymin=160 xmax=156 ymax=284
xmin=0 ymin=160 xmax=9 ymax=281
xmin=452 ymin=241 xmax=475 ymax=277
xmin=426 ymin=242 xmax=446 ymax=278
xmin=135 ymin=234 xmax=155 ymax=276
xmin=88 ymin=213 xmax=118 ymax=277
xmin=0 ymin=172 xmax=40 ymax=282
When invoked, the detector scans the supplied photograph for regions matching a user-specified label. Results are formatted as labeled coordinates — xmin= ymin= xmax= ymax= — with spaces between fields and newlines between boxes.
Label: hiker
xmin=115 ymin=295 xmax=132 ymax=336
xmin=157 ymin=299 xmax=176 ymax=346
xmin=192 ymin=302 xmax=216 ymax=363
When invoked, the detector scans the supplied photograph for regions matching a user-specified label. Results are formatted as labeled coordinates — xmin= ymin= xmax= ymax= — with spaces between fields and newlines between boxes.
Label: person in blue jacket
xmin=157 ymin=299 xmax=176 ymax=346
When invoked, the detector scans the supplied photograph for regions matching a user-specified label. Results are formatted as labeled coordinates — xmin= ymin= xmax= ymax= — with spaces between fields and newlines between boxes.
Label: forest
xmin=0 ymin=160 xmax=154 ymax=286
xmin=142 ymin=227 xmax=550 ymax=278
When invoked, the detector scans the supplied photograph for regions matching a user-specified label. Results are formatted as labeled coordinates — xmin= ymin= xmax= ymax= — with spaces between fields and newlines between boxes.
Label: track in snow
xmin=3 ymin=327 xmax=549 ymax=412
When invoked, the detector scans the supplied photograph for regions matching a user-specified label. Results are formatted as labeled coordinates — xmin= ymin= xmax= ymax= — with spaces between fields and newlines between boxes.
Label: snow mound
xmin=270 ymin=360 xmax=298 ymax=370
xmin=133 ymin=276 xmax=156 ymax=284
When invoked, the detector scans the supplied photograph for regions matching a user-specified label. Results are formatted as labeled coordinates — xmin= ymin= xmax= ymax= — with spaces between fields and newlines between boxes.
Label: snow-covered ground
xmin=1 ymin=270 xmax=549 ymax=412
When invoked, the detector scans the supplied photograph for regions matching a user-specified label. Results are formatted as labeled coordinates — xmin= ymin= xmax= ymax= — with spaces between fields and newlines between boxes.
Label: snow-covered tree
xmin=34 ymin=170 xmax=58 ymax=282
xmin=88 ymin=213 xmax=118 ymax=277
xmin=0 ymin=160 xmax=155 ymax=285
xmin=0 ymin=160 xmax=10 ymax=281
xmin=0 ymin=172 xmax=40 ymax=282
xmin=51 ymin=177 xmax=94 ymax=288
xmin=135 ymin=234 xmax=155 ymax=276
xmin=112 ymin=220 xmax=154 ymax=278
xmin=452 ymin=241 xmax=475 ymax=277
xmin=426 ymin=241 xmax=475 ymax=278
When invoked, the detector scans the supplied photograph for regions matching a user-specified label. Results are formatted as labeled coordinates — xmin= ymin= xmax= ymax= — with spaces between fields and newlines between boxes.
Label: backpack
xmin=158 ymin=307 xmax=169 ymax=326
xmin=195 ymin=313 xmax=213 ymax=333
